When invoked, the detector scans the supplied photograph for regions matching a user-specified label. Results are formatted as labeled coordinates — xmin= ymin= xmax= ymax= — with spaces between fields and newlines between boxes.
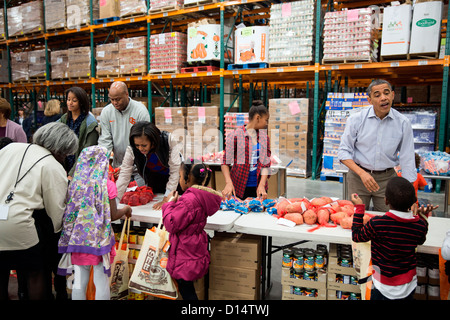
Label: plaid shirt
xmin=222 ymin=126 xmax=271 ymax=199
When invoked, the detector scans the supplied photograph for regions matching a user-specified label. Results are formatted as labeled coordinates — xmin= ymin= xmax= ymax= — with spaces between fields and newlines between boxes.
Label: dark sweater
xmin=352 ymin=204 xmax=428 ymax=286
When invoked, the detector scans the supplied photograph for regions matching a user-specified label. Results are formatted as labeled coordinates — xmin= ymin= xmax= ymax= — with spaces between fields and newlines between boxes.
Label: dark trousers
xmin=240 ymin=186 xmax=257 ymax=200
xmin=176 ymin=279 xmax=198 ymax=300
xmin=371 ymin=286 xmax=415 ymax=300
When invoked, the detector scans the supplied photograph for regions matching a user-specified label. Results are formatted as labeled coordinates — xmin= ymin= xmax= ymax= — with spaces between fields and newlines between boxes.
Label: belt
xmin=357 ymin=164 xmax=394 ymax=174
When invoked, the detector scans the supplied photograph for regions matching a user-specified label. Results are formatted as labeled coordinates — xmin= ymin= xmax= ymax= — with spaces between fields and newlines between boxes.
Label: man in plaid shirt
xmin=221 ymin=101 xmax=271 ymax=200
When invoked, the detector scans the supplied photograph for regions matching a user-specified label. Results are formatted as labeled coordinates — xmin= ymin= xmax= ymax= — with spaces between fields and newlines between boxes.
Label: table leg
xmin=445 ymin=181 xmax=449 ymax=217
xmin=261 ymin=236 xmax=266 ymax=299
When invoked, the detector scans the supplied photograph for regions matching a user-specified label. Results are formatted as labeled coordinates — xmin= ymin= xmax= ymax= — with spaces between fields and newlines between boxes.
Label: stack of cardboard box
xmin=66 ymin=0 xmax=99 ymax=29
xmin=99 ymin=0 xmax=120 ymax=19
xmin=96 ymin=43 xmax=120 ymax=77
xmin=7 ymin=6 xmax=22 ymax=37
xmin=209 ymin=233 xmax=261 ymax=300
xmin=11 ymin=51 xmax=28 ymax=82
xmin=155 ymin=107 xmax=187 ymax=157
xmin=68 ymin=46 xmax=91 ymax=79
xmin=45 ymin=0 xmax=66 ymax=31
xmin=21 ymin=1 xmax=44 ymax=35
xmin=118 ymin=36 xmax=147 ymax=75
xmin=150 ymin=32 xmax=186 ymax=74
xmin=119 ymin=0 xmax=147 ymax=18
xmin=185 ymin=106 xmax=220 ymax=160
xmin=268 ymin=98 xmax=312 ymax=176
xmin=28 ymin=49 xmax=47 ymax=79
xmin=51 ymin=50 xmax=69 ymax=80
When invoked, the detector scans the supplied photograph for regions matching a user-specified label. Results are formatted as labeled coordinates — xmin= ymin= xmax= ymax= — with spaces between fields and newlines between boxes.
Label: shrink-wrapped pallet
xmin=66 ymin=0 xmax=99 ymax=29
xmin=28 ymin=49 xmax=47 ymax=78
xmin=7 ymin=6 xmax=22 ymax=37
xmin=21 ymin=1 xmax=44 ymax=35
xmin=11 ymin=51 xmax=29 ymax=82
xmin=118 ymin=36 xmax=147 ymax=75
xmin=150 ymin=0 xmax=183 ymax=12
xmin=45 ymin=0 xmax=66 ymax=31
xmin=96 ymin=43 xmax=120 ymax=77
xmin=150 ymin=32 xmax=186 ymax=73
xmin=68 ymin=46 xmax=91 ymax=78
xmin=185 ymin=106 xmax=220 ymax=158
xmin=51 ymin=50 xmax=69 ymax=79
xmin=120 ymin=0 xmax=147 ymax=18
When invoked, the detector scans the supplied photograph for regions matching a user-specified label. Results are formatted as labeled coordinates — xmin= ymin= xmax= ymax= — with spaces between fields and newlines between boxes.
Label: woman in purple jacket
xmin=162 ymin=161 xmax=222 ymax=300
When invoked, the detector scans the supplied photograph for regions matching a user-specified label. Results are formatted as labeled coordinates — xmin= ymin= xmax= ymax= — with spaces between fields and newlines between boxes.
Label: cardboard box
xmin=328 ymin=244 xmax=358 ymax=276
xmin=7 ymin=6 xmax=22 ymax=37
xmin=187 ymin=24 xmax=233 ymax=63
xmin=211 ymin=233 xmax=261 ymax=269
xmin=327 ymin=272 xmax=361 ymax=293
xmin=120 ymin=0 xmax=147 ymax=17
xmin=187 ymin=106 xmax=219 ymax=117
xmin=209 ymin=288 xmax=258 ymax=300
xmin=45 ymin=0 xmax=66 ymax=30
xmin=155 ymin=107 xmax=186 ymax=126
xmin=209 ymin=265 xmax=260 ymax=296
xmin=100 ymin=0 xmax=120 ymax=19
xmin=235 ymin=26 xmax=269 ymax=64
xmin=21 ymin=1 xmax=44 ymax=35
xmin=51 ymin=50 xmax=69 ymax=79
xmin=409 ymin=1 xmax=443 ymax=55
xmin=66 ymin=0 xmax=99 ymax=29
xmin=327 ymin=289 xmax=362 ymax=300
xmin=380 ymin=4 xmax=412 ymax=57
xmin=282 ymin=285 xmax=327 ymax=300
xmin=281 ymin=267 xmax=327 ymax=290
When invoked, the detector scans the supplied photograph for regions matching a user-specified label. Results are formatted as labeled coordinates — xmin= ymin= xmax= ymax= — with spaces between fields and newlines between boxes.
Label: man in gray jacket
xmin=98 ymin=81 xmax=150 ymax=177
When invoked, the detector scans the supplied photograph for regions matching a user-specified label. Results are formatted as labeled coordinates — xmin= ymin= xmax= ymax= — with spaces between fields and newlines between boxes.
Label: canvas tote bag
xmin=110 ymin=217 xmax=130 ymax=300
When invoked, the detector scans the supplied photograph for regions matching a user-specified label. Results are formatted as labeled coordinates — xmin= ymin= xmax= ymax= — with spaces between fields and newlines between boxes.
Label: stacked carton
xmin=21 ymin=1 xmax=44 ymax=35
xmin=99 ymin=0 xmax=120 ymax=19
xmin=118 ymin=36 xmax=147 ymax=75
xmin=7 ymin=6 xmax=22 ymax=37
xmin=96 ymin=43 xmax=120 ymax=77
xmin=269 ymin=0 xmax=315 ymax=65
xmin=150 ymin=32 xmax=187 ymax=74
xmin=185 ymin=106 xmax=220 ymax=160
xmin=66 ymin=0 xmax=99 ymax=29
xmin=268 ymin=98 xmax=312 ymax=176
xmin=51 ymin=50 xmax=69 ymax=79
xmin=120 ymin=0 xmax=147 ymax=18
xmin=150 ymin=0 xmax=183 ymax=12
xmin=234 ymin=26 xmax=269 ymax=64
xmin=323 ymin=7 xmax=378 ymax=62
xmin=209 ymin=233 xmax=261 ymax=300
xmin=68 ymin=46 xmax=91 ymax=79
xmin=45 ymin=0 xmax=66 ymax=31
xmin=28 ymin=49 xmax=47 ymax=79
xmin=11 ymin=51 xmax=28 ymax=82
xmin=155 ymin=107 xmax=187 ymax=157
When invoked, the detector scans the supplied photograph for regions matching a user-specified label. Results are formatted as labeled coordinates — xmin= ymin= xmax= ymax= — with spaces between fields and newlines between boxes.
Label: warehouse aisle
xmin=6 ymin=177 xmax=448 ymax=300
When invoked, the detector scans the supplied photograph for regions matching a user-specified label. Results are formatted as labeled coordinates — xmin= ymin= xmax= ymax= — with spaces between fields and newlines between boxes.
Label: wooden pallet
xmin=29 ymin=76 xmax=47 ymax=83
xmin=322 ymin=57 xmax=375 ymax=65
xmin=380 ymin=52 xmax=439 ymax=62
xmin=120 ymin=71 xmax=147 ymax=77
xmin=183 ymin=0 xmax=217 ymax=8
xmin=149 ymin=5 xmax=182 ymax=13
xmin=120 ymin=11 xmax=147 ymax=19
xmin=94 ymin=16 xmax=120 ymax=25
xmin=13 ymin=79 xmax=30 ymax=84
xmin=269 ymin=60 xmax=313 ymax=68
xmin=69 ymin=76 xmax=91 ymax=81
xmin=150 ymin=69 xmax=179 ymax=74
xmin=96 ymin=73 xmax=121 ymax=79
xmin=181 ymin=65 xmax=219 ymax=73
xmin=46 ymin=25 xmax=69 ymax=33
xmin=22 ymin=30 xmax=45 ymax=38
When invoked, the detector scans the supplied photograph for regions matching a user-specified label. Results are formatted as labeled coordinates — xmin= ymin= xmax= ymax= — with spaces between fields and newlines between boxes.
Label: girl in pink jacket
xmin=162 ymin=161 xmax=222 ymax=300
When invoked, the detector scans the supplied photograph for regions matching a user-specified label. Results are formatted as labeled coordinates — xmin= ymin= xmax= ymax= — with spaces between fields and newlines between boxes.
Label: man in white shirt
xmin=338 ymin=79 xmax=416 ymax=211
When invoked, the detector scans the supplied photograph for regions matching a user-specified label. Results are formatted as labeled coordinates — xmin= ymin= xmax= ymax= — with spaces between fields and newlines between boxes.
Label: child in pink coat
xmin=162 ymin=161 xmax=222 ymax=300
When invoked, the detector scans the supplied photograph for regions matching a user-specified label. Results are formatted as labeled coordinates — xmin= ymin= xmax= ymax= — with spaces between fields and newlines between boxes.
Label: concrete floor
xmin=7 ymin=176 xmax=448 ymax=300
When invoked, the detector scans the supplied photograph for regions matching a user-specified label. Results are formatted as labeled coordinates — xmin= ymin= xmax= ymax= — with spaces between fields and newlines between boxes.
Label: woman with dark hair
xmin=59 ymin=86 xmax=99 ymax=177
xmin=116 ymin=121 xmax=183 ymax=210
xmin=221 ymin=100 xmax=271 ymax=200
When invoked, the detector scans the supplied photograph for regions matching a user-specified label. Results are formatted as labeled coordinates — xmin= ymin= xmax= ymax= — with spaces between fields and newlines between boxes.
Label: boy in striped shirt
xmin=351 ymin=176 xmax=436 ymax=300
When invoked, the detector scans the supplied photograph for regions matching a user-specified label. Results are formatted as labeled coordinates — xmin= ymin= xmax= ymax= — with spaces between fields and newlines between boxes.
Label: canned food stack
xmin=96 ymin=43 xmax=120 ymax=77
xmin=209 ymin=233 xmax=261 ymax=300
xmin=150 ymin=32 xmax=187 ymax=74
xmin=323 ymin=7 xmax=378 ymax=63
xmin=28 ymin=49 xmax=47 ymax=79
xmin=51 ymin=50 xmax=69 ymax=80
xmin=118 ymin=36 xmax=147 ymax=75
xmin=281 ymin=244 xmax=328 ymax=300
xmin=268 ymin=0 xmax=315 ymax=65
xmin=68 ymin=46 xmax=92 ymax=79
xmin=224 ymin=112 xmax=249 ymax=140
xmin=327 ymin=243 xmax=362 ymax=300
xmin=45 ymin=0 xmax=66 ymax=31
xmin=415 ymin=252 xmax=442 ymax=300
xmin=185 ymin=106 xmax=220 ymax=160
xmin=21 ymin=1 xmax=44 ymax=35
xmin=119 ymin=0 xmax=147 ymax=18
xmin=11 ymin=51 xmax=29 ymax=82
xmin=7 ymin=6 xmax=22 ymax=37
xmin=268 ymin=98 xmax=313 ymax=176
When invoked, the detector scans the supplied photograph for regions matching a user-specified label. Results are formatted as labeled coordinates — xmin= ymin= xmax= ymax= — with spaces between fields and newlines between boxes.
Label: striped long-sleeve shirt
xmin=352 ymin=204 xmax=428 ymax=286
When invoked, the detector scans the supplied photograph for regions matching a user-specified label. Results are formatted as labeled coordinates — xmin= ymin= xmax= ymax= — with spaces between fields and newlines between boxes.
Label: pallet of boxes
xmin=268 ymin=98 xmax=313 ymax=177
xmin=155 ymin=106 xmax=187 ymax=158
xmin=209 ymin=233 xmax=261 ymax=300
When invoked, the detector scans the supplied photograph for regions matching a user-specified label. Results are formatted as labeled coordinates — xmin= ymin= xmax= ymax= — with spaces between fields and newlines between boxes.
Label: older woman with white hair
xmin=0 ymin=122 xmax=78 ymax=300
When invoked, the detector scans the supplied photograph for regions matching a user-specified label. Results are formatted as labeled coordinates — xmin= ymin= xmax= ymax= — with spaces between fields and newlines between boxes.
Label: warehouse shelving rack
xmin=0 ymin=0 xmax=449 ymax=180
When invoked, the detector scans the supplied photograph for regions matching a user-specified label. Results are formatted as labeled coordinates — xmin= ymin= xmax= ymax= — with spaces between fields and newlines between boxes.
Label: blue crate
xmin=227 ymin=62 xmax=268 ymax=70
xmin=94 ymin=16 xmax=120 ymax=25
